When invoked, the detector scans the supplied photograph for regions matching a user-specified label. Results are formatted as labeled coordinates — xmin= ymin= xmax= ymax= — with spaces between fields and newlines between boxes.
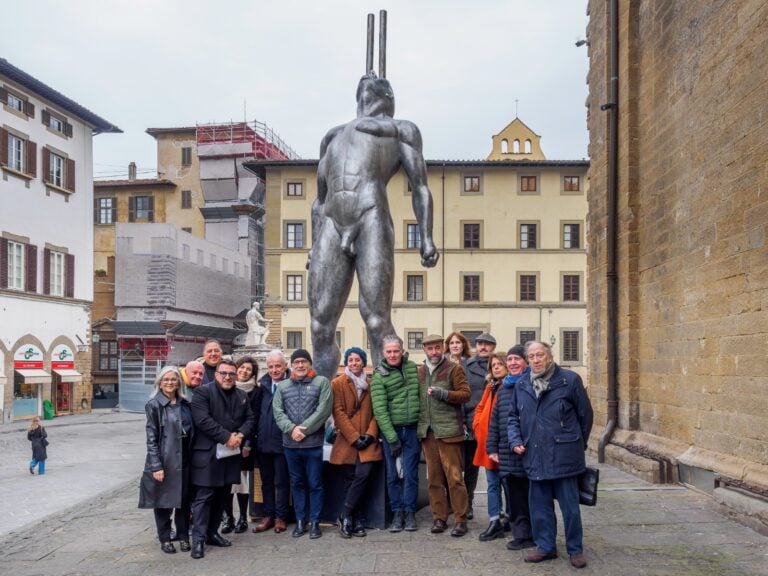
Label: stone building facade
xmin=586 ymin=0 xmax=768 ymax=528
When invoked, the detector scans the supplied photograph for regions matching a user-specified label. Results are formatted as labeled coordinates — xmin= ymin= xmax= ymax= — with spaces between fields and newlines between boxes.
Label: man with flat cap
xmin=417 ymin=334 xmax=471 ymax=537
xmin=462 ymin=331 xmax=497 ymax=518
xmin=272 ymin=349 xmax=332 ymax=539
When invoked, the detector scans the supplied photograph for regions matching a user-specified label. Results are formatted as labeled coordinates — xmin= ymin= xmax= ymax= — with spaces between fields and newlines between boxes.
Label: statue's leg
xmin=308 ymin=221 xmax=354 ymax=380
xmin=355 ymin=209 xmax=396 ymax=369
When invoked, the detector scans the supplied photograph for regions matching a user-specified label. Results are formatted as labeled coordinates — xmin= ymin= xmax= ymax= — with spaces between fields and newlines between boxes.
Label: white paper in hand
xmin=216 ymin=443 xmax=241 ymax=459
xmin=395 ymin=455 xmax=404 ymax=479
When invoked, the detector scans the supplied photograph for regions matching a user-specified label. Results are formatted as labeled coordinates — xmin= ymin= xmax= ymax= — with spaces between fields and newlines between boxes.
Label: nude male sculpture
xmin=308 ymin=11 xmax=439 ymax=379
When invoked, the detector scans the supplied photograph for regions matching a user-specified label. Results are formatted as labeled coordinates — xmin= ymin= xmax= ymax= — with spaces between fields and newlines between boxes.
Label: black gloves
xmin=389 ymin=439 xmax=403 ymax=458
xmin=353 ymin=434 xmax=374 ymax=450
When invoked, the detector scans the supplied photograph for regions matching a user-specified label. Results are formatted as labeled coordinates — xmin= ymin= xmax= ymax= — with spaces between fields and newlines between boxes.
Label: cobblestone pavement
xmin=1 ymin=412 xmax=766 ymax=575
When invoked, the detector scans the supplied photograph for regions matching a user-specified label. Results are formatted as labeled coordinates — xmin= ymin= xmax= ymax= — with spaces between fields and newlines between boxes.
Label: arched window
xmin=524 ymin=139 xmax=532 ymax=153
xmin=513 ymin=139 xmax=521 ymax=153
xmin=501 ymin=139 xmax=509 ymax=154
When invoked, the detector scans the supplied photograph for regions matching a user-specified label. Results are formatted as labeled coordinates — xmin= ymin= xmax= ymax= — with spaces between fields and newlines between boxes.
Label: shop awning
xmin=15 ymin=369 xmax=52 ymax=384
xmin=52 ymin=369 xmax=83 ymax=383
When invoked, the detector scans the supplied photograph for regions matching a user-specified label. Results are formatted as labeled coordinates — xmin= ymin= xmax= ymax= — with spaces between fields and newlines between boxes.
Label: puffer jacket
xmin=370 ymin=353 xmax=420 ymax=445
xmin=487 ymin=368 xmax=529 ymax=477
xmin=272 ymin=371 xmax=332 ymax=449
xmin=507 ymin=364 xmax=593 ymax=481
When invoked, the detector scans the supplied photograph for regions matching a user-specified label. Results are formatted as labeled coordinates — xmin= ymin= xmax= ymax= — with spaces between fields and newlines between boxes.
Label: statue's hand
xmin=420 ymin=240 xmax=439 ymax=268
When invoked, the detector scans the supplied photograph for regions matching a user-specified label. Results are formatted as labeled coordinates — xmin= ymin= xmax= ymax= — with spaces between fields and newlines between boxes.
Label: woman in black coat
xmin=138 ymin=366 xmax=194 ymax=554
xmin=27 ymin=417 xmax=48 ymax=474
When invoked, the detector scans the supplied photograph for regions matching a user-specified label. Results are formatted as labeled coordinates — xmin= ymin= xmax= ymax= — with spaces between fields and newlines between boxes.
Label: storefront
xmin=50 ymin=344 xmax=81 ymax=415
xmin=13 ymin=344 xmax=50 ymax=420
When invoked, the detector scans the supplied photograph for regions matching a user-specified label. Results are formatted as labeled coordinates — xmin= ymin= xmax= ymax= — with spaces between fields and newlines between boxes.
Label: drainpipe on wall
xmin=441 ymin=165 xmax=446 ymax=336
xmin=598 ymin=0 xmax=619 ymax=463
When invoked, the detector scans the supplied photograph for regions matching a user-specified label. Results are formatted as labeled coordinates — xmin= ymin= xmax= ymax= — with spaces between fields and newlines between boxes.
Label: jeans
xmin=485 ymin=467 xmax=502 ymax=520
xmin=30 ymin=458 xmax=46 ymax=474
xmin=284 ymin=446 xmax=324 ymax=522
xmin=382 ymin=425 xmax=420 ymax=513
xmin=529 ymin=475 xmax=583 ymax=555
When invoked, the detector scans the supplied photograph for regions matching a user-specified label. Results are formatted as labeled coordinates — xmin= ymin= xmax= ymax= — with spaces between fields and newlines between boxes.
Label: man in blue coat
xmin=508 ymin=341 xmax=593 ymax=569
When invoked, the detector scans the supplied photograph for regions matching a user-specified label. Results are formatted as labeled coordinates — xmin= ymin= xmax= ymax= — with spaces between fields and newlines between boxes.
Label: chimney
xmin=128 ymin=162 xmax=137 ymax=180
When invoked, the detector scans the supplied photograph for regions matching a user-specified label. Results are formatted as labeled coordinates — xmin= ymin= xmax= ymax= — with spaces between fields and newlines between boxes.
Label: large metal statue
xmin=308 ymin=11 xmax=439 ymax=379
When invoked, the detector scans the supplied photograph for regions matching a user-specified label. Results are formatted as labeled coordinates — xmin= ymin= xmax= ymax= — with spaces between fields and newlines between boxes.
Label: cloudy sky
xmin=4 ymin=0 xmax=590 ymax=180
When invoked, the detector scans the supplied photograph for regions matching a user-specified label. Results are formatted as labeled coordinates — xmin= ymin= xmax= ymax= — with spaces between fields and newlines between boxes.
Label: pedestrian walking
xmin=27 ymin=417 xmax=48 ymax=475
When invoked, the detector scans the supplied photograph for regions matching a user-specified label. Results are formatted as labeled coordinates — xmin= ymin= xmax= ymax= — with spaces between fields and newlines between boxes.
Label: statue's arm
xmin=398 ymin=121 xmax=439 ymax=268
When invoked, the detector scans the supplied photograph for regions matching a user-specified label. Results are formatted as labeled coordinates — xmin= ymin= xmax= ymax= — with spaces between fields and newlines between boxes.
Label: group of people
xmin=138 ymin=333 xmax=593 ymax=569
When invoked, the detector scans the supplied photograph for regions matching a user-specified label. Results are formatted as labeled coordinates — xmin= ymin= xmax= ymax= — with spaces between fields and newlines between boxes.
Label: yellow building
xmin=247 ymin=119 xmax=589 ymax=373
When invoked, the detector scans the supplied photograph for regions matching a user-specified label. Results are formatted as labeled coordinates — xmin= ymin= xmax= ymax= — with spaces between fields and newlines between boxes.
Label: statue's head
xmin=356 ymin=73 xmax=395 ymax=118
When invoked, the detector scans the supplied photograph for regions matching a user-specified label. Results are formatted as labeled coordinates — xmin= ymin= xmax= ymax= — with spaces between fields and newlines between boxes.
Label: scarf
xmin=345 ymin=366 xmax=369 ymax=400
xmin=531 ymin=362 xmax=556 ymax=398
xmin=503 ymin=366 xmax=531 ymax=389
xmin=236 ymin=377 xmax=256 ymax=394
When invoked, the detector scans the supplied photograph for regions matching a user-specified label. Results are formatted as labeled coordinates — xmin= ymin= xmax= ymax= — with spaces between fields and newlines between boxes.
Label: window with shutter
xmin=0 ymin=128 xmax=8 ymax=166
xmin=0 ymin=238 xmax=7 ymax=289
xmin=65 ymin=253 xmax=75 ymax=297
xmin=65 ymin=158 xmax=75 ymax=191
xmin=25 ymin=244 xmax=37 ymax=293
xmin=43 ymin=247 xmax=51 ymax=295
xmin=0 ymin=87 xmax=7 ymax=105
xmin=25 ymin=139 xmax=36 ymax=177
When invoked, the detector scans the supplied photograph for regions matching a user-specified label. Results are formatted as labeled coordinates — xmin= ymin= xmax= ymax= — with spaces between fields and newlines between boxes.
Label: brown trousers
xmin=421 ymin=430 xmax=468 ymax=522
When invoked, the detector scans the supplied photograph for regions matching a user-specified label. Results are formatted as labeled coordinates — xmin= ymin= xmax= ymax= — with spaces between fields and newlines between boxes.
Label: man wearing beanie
xmin=272 ymin=349 xmax=331 ymax=539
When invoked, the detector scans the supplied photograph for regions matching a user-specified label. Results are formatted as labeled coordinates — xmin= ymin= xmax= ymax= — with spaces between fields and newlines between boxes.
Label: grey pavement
xmin=1 ymin=412 xmax=767 ymax=575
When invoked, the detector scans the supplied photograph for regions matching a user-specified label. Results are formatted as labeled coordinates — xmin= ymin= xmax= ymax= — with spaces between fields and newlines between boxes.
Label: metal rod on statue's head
xmin=379 ymin=9 xmax=387 ymax=78
xmin=366 ymin=13 xmax=375 ymax=75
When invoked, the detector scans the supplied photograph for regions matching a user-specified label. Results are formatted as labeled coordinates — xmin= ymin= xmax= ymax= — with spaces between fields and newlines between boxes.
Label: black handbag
xmin=578 ymin=466 xmax=599 ymax=506
xmin=324 ymin=426 xmax=337 ymax=444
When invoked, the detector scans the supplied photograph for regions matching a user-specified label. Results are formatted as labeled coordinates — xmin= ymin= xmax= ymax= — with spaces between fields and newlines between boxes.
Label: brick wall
xmin=587 ymin=0 xmax=768 ymax=486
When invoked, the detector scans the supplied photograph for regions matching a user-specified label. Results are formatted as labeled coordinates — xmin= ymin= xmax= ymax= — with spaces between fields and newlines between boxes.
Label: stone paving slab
xmin=0 ymin=412 xmax=766 ymax=575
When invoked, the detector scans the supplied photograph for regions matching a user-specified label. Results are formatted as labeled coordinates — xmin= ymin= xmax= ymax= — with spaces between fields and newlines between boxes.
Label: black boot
xmin=234 ymin=493 xmax=249 ymax=533
xmin=352 ymin=516 xmax=367 ymax=537
xmin=234 ymin=515 xmax=248 ymax=533
xmin=221 ymin=511 xmax=235 ymax=534
xmin=479 ymin=519 xmax=505 ymax=542
xmin=339 ymin=515 xmax=353 ymax=538
xmin=389 ymin=511 xmax=405 ymax=532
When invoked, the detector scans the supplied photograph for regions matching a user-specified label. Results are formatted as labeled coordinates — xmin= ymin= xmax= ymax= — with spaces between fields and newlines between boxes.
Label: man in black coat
xmin=189 ymin=358 xmax=255 ymax=559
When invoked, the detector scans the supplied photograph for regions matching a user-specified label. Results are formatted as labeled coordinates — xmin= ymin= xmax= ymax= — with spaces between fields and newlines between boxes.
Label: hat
xmin=343 ymin=346 xmax=368 ymax=367
xmin=507 ymin=345 xmax=527 ymax=361
xmin=421 ymin=334 xmax=445 ymax=346
xmin=475 ymin=332 xmax=497 ymax=345
xmin=290 ymin=349 xmax=313 ymax=364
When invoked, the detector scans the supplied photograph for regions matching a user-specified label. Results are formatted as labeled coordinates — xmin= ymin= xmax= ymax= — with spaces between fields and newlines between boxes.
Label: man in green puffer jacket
xmin=370 ymin=335 xmax=421 ymax=533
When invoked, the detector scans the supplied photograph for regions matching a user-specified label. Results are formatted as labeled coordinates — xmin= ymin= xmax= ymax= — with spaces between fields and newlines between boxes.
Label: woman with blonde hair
xmin=139 ymin=366 xmax=194 ymax=554
xmin=27 ymin=416 xmax=48 ymax=475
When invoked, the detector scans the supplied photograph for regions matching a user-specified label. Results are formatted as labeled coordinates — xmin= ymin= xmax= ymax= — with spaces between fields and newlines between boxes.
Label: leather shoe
xmin=404 ymin=511 xmax=418 ymax=532
xmin=234 ymin=517 xmax=248 ymax=533
xmin=309 ymin=521 xmax=322 ymax=539
xmin=160 ymin=541 xmax=176 ymax=554
xmin=352 ymin=517 xmax=367 ymax=537
xmin=179 ymin=540 xmax=191 ymax=552
xmin=190 ymin=541 xmax=204 ymax=559
xmin=206 ymin=533 xmax=232 ymax=547
xmin=506 ymin=537 xmax=536 ymax=550
xmin=430 ymin=519 xmax=447 ymax=534
xmin=274 ymin=518 xmax=287 ymax=533
xmin=524 ymin=549 xmax=558 ymax=563
xmin=220 ymin=514 xmax=235 ymax=534
xmin=388 ymin=511 xmax=405 ymax=533
xmin=570 ymin=553 xmax=588 ymax=569
xmin=339 ymin=515 xmax=353 ymax=539
xmin=252 ymin=517 xmax=275 ymax=533
xmin=292 ymin=519 xmax=307 ymax=537
xmin=478 ymin=519 xmax=504 ymax=541
xmin=450 ymin=522 xmax=468 ymax=537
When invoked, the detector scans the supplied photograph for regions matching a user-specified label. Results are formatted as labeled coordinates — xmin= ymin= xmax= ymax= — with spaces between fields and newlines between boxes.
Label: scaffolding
xmin=195 ymin=120 xmax=299 ymax=160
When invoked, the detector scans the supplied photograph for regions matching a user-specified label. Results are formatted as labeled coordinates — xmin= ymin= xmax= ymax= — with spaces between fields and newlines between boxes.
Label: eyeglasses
xmin=217 ymin=371 xmax=237 ymax=378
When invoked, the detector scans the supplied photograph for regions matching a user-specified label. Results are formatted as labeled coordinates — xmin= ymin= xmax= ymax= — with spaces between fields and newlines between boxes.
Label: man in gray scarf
xmin=508 ymin=341 xmax=593 ymax=569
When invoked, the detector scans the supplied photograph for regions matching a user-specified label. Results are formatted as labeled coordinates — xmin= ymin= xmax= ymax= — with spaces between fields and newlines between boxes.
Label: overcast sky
xmin=5 ymin=0 xmax=590 ymax=180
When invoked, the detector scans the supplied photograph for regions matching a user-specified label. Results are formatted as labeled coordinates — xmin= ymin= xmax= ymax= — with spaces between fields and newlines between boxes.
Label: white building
xmin=0 ymin=58 xmax=120 ymax=421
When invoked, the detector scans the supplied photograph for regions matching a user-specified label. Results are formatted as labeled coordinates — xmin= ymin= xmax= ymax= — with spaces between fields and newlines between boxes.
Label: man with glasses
xmin=508 ymin=341 xmax=593 ymax=569
xmin=189 ymin=358 xmax=255 ymax=559
xmin=272 ymin=349 xmax=331 ymax=539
